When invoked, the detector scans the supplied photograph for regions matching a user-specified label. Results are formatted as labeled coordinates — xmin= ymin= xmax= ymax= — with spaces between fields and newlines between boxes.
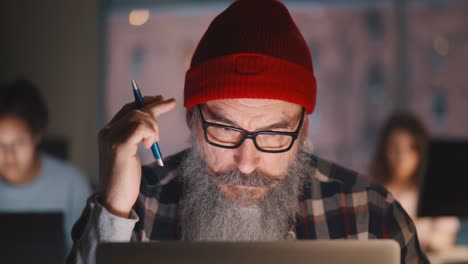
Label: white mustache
xmin=213 ymin=169 xmax=280 ymax=188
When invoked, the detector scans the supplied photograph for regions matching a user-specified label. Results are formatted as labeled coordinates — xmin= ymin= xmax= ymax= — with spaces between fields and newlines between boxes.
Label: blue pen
xmin=131 ymin=79 xmax=164 ymax=167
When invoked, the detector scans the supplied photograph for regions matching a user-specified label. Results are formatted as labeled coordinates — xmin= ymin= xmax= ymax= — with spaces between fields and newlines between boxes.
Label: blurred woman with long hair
xmin=370 ymin=112 xmax=459 ymax=253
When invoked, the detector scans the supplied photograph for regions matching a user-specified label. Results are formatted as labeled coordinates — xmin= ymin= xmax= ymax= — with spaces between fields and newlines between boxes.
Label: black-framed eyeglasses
xmin=197 ymin=106 xmax=305 ymax=153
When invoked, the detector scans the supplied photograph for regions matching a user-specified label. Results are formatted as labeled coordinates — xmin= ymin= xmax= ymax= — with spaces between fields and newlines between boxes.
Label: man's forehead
xmin=205 ymin=99 xmax=302 ymax=113
xmin=203 ymin=99 xmax=303 ymax=128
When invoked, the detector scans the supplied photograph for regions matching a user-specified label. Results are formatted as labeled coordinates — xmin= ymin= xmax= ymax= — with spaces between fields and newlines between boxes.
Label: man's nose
xmin=233 ymin=139 xmax=260 ymax=174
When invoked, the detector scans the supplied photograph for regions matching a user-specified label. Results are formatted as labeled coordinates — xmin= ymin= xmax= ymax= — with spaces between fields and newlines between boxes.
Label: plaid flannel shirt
xmin=132 ymin=149 xmax=428 ymax=263
xmin=72 ymin=149 xmax=429 ymax=264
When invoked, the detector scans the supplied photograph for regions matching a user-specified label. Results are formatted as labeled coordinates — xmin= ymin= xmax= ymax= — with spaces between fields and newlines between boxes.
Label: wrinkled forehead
xmin=202 ymin=99 xmax=303 ymax=130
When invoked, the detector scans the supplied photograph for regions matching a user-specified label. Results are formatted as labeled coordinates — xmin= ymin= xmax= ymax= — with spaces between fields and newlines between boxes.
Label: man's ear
xmin=186 ymin=108 xmax=194 ymax=129
xmin=302 ymin=114 xmax=309 ymax=136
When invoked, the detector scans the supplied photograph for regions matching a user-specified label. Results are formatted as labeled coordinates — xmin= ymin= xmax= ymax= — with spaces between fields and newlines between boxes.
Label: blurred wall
xmin=1 ymin=0 xmax=99 ymax=184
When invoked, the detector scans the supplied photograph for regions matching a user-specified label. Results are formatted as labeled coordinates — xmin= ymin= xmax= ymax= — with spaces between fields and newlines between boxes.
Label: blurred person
xmin=0 ymin=78 xmax=92 ymax=250
xmin=68 ymin=1 xmax=428 ymax=263
xmin=370 ymin=112 xmax=460 ymax=253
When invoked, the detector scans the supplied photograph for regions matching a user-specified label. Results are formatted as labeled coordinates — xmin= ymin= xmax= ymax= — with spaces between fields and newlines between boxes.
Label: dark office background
xmin=2 ymin=0 xmax=467 ymax=191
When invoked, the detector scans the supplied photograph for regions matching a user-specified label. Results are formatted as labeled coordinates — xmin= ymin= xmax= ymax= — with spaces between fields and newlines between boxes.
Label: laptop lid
xmin=0 ymin=212 xmax=65 ymax=264
xmin=96 ymin=240 xmax=400 ymax=264
xmin=418 ymin=139 xmax=468 ymax=217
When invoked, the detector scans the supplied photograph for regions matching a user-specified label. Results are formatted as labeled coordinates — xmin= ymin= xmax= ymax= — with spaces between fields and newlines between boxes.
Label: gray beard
xmin=179 ymin=137 xmax=310 ymax=241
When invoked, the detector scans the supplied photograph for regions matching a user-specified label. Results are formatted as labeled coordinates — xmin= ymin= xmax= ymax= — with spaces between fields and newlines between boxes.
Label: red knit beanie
xmin=184 ymin=0 xmax=317 ymax=114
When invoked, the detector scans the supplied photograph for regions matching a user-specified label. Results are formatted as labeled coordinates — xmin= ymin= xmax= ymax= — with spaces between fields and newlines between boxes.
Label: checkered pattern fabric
xmin=72 ymin=150 xmax=429 ymax=263
xmin=129 ymin=150 xmax=428 ymax=263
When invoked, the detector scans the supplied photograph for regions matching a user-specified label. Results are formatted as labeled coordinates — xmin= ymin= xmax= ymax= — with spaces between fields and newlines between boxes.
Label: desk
xmin=427 ymin=246 xmax=468 ymax=264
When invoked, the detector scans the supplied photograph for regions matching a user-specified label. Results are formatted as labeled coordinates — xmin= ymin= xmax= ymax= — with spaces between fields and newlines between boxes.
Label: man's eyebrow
xmin=205 ymin=107 xmax=239 ymax=126
xmin=204 ymin=107 xmax=297 ymax=131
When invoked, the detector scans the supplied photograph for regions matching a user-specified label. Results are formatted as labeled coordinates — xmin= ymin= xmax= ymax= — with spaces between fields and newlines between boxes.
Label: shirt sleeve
xmin=66 ymin=169 xmax=93 ymax=251
xmin=382 ymin=197 xmax=430 ymax=264
xmin=66 ymin=194 xmax=139 ymax=264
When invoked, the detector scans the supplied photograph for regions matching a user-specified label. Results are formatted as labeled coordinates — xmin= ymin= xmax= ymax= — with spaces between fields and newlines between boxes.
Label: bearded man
xmin=68 ymin=1 xmax=428 ymax=263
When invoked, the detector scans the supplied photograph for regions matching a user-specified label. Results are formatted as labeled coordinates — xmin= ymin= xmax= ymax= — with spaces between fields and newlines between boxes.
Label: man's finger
xmin=143 ymin=98 xmax=177 ymax=118
xmin=127 ymin=110 xmax=160 ymax=141
xmin=108 ymin=95 xmax=164 ymax=125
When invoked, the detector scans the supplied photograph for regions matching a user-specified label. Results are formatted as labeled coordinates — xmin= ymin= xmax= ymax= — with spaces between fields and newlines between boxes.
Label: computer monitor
xmin=96 ymin=240 xmax=400 ymax=264
xmin=417 ymin=139 xmax=468 ymax=217
xmin=0 ymin=212 xmax=65 ymax=264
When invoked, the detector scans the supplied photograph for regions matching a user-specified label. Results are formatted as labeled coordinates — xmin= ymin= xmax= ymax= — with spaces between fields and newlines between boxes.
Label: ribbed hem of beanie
xmin=184 ymin=53 xmax=317 ymax=114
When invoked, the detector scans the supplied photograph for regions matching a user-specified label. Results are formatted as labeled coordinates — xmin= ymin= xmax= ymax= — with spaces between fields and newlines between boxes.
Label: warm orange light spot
xmin=434 ymin=35 xmax=449 ymax=56
xmin=129 ymin=9 xmax=150 ymax=26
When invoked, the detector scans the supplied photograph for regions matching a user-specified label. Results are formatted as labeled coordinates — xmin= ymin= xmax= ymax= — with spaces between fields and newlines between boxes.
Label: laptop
xmin=96 ymin=240 xmax=400 ymax=264
xmin=418 ymin=139 xmax=468 ymax=217
xmin=0 ymin=212 xmax=65 ymax=264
